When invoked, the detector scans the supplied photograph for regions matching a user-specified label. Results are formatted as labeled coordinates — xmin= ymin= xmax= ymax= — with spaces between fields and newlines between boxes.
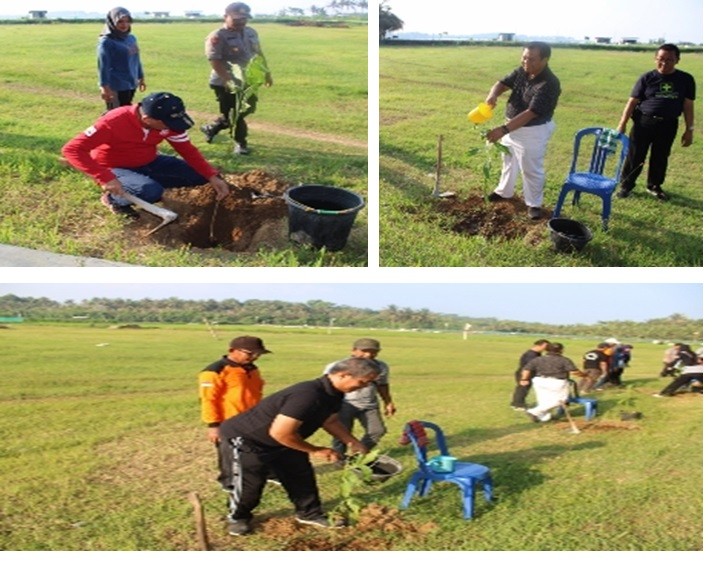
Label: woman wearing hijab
xmin=97 ymin=7 xmax=146 ymax=110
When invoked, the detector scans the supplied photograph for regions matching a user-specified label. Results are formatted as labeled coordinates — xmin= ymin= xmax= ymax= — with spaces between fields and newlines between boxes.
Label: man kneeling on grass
xmin=219 ymin=357 xmax=379 ymax=536
xmin=519 ymin=342 xmax=584 ymax=422
xmin=62 ymin=91 xmax=230 ymax=218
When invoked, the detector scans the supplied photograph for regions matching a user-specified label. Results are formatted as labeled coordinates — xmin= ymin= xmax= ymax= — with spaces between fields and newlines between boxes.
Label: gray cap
xmin=225 ymin=2 xmax=252 ymax=17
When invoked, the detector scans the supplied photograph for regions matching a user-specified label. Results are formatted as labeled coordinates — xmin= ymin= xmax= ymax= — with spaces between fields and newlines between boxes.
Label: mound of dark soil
xmin=434 ymin=194 xmax=551 ymax=244
xmin=252 ymin=503 xmax=437 ymax=551
xmin=131 ymin=170 xmax=291 ymax=252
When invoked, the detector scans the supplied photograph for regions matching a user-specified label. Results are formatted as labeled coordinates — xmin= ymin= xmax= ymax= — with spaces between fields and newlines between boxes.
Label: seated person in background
xmin=654 ymin=347 xmax=702 ymax=397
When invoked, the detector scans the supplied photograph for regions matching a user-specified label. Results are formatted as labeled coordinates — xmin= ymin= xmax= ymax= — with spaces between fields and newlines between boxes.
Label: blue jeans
xmin=110 ymin=155 xmax=208 ymax=206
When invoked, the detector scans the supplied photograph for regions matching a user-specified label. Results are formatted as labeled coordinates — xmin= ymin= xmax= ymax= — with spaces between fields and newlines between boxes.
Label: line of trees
xmin=0 ymin=294 xmax=702 ymax=342
xmin=278 ymin=1 xmax=368 ymax=17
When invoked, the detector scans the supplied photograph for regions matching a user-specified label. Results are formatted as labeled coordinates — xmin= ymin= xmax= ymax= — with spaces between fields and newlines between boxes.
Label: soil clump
xmin=131 ymin=170 xmax=291 ymax=252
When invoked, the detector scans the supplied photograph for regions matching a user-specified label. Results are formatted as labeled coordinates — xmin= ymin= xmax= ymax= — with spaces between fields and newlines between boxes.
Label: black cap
xmin=229 ymin=336 xmax=271 ymax=354
xmin=140 ymin=92 xmax=194 ymax=132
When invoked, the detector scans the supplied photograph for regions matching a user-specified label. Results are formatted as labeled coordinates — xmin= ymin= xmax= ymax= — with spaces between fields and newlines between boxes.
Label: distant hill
xmin=391 ymin=32 xmax=581 ymax=43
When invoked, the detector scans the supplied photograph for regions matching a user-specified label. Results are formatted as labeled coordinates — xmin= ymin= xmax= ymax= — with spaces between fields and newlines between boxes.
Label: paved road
xmin=0 ymin=244 xmax=138 ymax=267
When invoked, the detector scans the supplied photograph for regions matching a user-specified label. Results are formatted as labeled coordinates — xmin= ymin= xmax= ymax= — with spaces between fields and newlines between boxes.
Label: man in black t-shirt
xmin=617 ymin=43 xmax=696 ymax=201
xmin=483 ymin=41 xmax=562 ymax=220
xmin=510 ymin=339 xmax=550 ymax=410
xmin=219 ymin=357 xmax=379 ymax=536
xmin=520 ymin=342 xmax=583 ymax=422
xmin=580 ymin=343 xmax=610 ymax=393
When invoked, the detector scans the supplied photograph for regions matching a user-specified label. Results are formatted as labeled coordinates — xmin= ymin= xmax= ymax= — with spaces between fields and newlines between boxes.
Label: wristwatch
xmin=501 ymin=125 xmax=510 ymax=135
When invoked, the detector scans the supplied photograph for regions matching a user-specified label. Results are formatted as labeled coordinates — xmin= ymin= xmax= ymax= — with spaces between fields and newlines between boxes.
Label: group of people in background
xmin=510 ymin=337 xmax=703 ymax=423
xmin=197 ymin=336 xmax=396 ymax=537
xmin=62 ymin=3 xmax=271 ymax=217
xmin=481 ymin=41 xmax=695 ymax=218
xmin=511 ymin=338 xmax=633 ymax=415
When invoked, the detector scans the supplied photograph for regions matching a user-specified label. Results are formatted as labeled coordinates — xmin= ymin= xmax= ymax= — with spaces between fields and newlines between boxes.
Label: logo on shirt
xmin=84 ymin=126 xmax=97 ymax=137
xmin=656 ymin=82 xmax=678 ymax=100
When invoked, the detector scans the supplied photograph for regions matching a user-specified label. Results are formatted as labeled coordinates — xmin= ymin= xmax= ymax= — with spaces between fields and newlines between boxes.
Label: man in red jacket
xmin=62 ymin=91 xmax=230 ymax=218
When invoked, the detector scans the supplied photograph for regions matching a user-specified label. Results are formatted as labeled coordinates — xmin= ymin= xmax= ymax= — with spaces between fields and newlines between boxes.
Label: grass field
xmin=0 ymin=323 xmax=702 ymax=551
xmin=379 ymin=45 xmax=703 ymax=266
xmin=0 ymin=22 xmax=368 ymax=266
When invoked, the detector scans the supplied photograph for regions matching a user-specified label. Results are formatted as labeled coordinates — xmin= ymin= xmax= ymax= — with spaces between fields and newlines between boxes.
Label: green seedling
xmin=227 ymin=54 xmax=271 ymax=138
xmin=466 ymin=128 xmax=510 ymax=199
xmin=330 ymin=448 xmax=381 ymax=526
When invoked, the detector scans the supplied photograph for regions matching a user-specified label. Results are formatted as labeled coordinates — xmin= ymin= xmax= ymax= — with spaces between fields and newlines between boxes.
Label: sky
xmin=0 ymin=283 xmax=702 ymax=324
xmin=1 ymin=0 xmax=333 ymax=17
xmin=386 ymin=0 xmax=703 ymax=43
xmin=1 ymin=0 xmax=703 ymax=42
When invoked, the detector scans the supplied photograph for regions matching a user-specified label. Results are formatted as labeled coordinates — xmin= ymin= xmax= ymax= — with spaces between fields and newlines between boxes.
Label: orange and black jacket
xmin=198 ymin=356 xmax=264 ymax=427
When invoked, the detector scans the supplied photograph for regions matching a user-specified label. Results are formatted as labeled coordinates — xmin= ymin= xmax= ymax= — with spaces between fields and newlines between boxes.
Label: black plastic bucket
xmin=352 ymin=455 xmax=403 ymax=482
xmin=284 ymin=184 xmax=364 ymax=251
xmin=547 ymin=218 xmax=593 ymax=253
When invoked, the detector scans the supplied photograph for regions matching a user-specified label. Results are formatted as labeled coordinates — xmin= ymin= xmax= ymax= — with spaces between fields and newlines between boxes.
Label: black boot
xmin=200 ymin=117 xmax=229 ymax=143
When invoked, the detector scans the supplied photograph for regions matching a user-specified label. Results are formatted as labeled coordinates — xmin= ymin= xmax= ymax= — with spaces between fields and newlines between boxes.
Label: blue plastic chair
xmin=552 ymin=127 xmax=629 ymax=231
xmin=557 ymin=380 xmax=598 ymax=420
xmin=400 ymin=421 xmax=493 ymax=519
xmin=566 ymin=396 xmax=598 ymax=420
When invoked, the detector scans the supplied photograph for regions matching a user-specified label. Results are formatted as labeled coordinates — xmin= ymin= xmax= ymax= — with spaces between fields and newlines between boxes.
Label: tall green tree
xmin=379 ymin=1 xmax=404 ymax=40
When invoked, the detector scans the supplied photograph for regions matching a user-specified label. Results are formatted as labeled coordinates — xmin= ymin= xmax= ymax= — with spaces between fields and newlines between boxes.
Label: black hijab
xmin=100 ymin=7 xmax=133 ymax=39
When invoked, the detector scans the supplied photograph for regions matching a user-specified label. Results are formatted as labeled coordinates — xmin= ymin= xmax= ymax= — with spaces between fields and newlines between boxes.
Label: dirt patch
xmin=132 ymin=170 xmax=292 ymax=252
xmin=252 ymin=503 xmax=437 ymax=551
xmin=434 ymin=194 xmax=550 ymax=244
xmin=554 ymin=419 xmax=642 ymax=432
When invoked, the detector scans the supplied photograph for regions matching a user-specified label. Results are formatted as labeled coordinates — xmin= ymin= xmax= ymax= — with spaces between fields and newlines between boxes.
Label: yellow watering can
xmin=468 ymin=102 xmax=493 ymax=124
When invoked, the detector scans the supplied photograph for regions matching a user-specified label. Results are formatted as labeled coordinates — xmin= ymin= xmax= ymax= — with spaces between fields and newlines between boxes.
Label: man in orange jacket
xmin=199 ymin=335 xmax=270 ymax=491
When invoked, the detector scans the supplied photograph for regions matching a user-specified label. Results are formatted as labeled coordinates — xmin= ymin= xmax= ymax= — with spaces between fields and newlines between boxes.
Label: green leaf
xmin=494 ymin=142 xmax=510 ymax=154
xmin=482 ymin=161 xmax=491 ymax=181
xmin=244 ymin=54 xmax=270 ymax=90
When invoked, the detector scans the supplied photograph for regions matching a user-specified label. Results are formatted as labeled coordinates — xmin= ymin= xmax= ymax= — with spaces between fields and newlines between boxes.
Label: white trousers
xmin=494 ymin=121 xmax=556 ymax=208
xmin=527 ymin=376 xmax=569 ymax=421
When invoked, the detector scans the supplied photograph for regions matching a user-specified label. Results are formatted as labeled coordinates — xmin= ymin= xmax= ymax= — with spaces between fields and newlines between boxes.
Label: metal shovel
xmin=123 ymin=192 xmax=178 ymax=235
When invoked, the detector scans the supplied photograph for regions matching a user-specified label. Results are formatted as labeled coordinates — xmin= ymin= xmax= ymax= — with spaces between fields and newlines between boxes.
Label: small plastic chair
xmin=552 ymin=127 xmax=629 ymax=231
xmin=566 ymin=396 xmax=598 ymax=420
xmin=557 ymin=380 xmax=598 ymax=420
xmin=400 ymin=421 xmax=493 ymax=519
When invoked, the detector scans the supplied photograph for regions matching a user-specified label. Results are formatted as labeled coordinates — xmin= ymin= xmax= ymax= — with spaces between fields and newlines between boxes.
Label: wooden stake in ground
xmin=203 ymin=318 xmax=218 ymax=340
xmin=561 ymin=402 xmax=581 ymax=434
xmin=432 ymin=134 xmax=455 ymax=198
xmin=187 ymin=491 xmax=210 ymax=551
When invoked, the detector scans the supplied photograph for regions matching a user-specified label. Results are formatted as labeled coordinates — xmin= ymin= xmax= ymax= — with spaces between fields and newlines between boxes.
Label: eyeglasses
xmin=237 ymin=349 xmax=261 ymax=357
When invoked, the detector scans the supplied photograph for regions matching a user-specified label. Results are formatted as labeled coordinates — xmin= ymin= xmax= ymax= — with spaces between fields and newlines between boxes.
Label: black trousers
xmin=210 ymin=85 xmax=258 ymax=146
xmin=621 ymin=112 xmax=679 ymax=191
xmin=511 ymin=372 xmax=531 ymax=408
xmin=659 ymin=373 xmax=703 ymax=396
xmin=103 ymin=89 xmax=136 ymax=112
xmin=216 ymin=439 xmax=234 ymax=489
xmin=228 ymin=439 xmax=323 ymax=522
